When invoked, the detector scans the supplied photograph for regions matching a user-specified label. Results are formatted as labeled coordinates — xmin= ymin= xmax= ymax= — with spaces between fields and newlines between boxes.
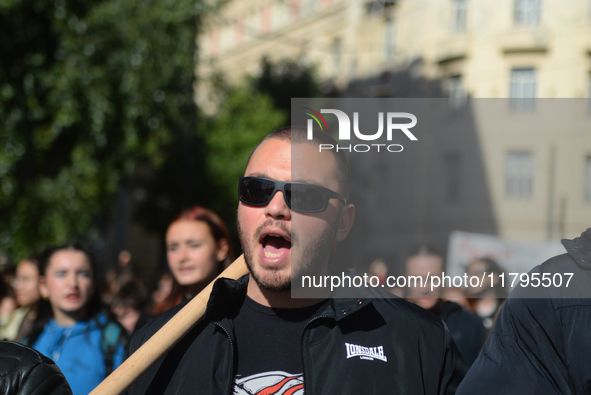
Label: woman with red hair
xmin=151 ymin=206 xmax=235 ymax=316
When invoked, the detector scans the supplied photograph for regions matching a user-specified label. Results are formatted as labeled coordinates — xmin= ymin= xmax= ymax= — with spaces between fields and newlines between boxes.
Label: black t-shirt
xmin=232 ymin=296 xmax=329 ymax=394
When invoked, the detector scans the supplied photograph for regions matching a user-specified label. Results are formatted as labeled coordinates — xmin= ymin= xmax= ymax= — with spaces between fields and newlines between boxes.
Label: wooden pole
xmin=89 ymin=255 xmax=248 ymax=395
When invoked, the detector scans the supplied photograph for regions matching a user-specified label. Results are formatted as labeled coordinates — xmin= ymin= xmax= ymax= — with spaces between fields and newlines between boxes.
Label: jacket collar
xmin=562 ymin=228 xmax=591 ymax=269
xmin=204 ymin=274 xmax=373 ymax=323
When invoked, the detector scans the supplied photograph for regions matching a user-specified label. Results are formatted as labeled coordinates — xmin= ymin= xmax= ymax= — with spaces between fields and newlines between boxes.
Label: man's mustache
xmin=254 ymin=219 xmax=294 ymax=243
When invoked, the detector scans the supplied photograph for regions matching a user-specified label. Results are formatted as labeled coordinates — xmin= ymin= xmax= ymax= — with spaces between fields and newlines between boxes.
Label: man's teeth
xmin=264 ymin=247 xmax=282 ymax=258
xmin=261 ymin=233 xmax=291 ymax=258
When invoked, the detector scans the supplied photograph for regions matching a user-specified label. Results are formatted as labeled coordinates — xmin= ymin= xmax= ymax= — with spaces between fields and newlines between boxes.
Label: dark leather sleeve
xmin=0 ymin=341 xmax=72 ymax=395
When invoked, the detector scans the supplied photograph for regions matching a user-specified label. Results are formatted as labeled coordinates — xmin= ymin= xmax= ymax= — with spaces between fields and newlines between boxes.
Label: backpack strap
xmin=101 ymin=321 xmax=126 ymax=375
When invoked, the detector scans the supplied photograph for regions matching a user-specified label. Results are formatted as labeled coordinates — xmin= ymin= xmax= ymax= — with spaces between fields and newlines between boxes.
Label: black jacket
xmin=127 ymin=275 xmax=466 ymax=395
xmin=438 ymin=301 xmax=485 ymax=367
xmin=457 ymin=228 xmax=591 ymax=394
xmin=0 ymin=341 xmax=72 ymax=395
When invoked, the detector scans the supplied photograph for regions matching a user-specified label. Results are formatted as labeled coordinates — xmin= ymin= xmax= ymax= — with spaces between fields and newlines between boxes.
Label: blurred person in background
xmin=0 ymin=278 xmax=16 ymax=329
xmin=24 ymin=244 xmax=126 ymax=395
xmin=405 ymin=246 xmax=486 ymax=367
xmin=102 ymin=254 xmax=152 ymax=335
xmin=102 ymin=259 xmax=144 ymax=307
xmin=110 ymin=281 xmax=151 ymax=335
xmin=442 ymin=287 xmax=471 ymax=312
xmin=389 ymin=285 xmax=405 ymax=298
xmin=151 ymin=270 xmax=174 ymax=305
xmin=151 ymin=206 xmax=235 ymax=316
xmin=367 ymin=257 xmax=388 ymax=287
xmin=464 ymin=257 xmax=508 ymax=333
xmin=1 ymin=256 xmax=42 ymax=342
xmin=0 ymin=258 xmax=16 ymax=292
xmin=0 ymin=260 xmax=17 ymax=328
xmin=117 ymin=250 xmax=131 ymax=267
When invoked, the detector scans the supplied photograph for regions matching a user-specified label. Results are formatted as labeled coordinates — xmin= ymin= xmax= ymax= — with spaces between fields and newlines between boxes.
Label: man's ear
xmin=216 ymin=238 xmax=230 ymax=262
xmin=335 ymin=203 xmax=355 ymax=242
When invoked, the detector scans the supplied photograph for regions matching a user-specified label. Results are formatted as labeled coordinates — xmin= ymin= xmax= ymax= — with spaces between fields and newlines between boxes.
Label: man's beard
xmin=237 ymin=216 xmax=339 ymax=292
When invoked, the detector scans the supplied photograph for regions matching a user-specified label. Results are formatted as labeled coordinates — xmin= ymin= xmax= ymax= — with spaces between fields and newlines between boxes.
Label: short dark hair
xmin=110 ymin=281 xmax=149 ymax=311
xmin=406 ymin=245 xmax=446 ymax=269
xmin=246 ymin=126 xmax=351 ymax=200
xmin=470 ymin=257 xmax=505 ymax=275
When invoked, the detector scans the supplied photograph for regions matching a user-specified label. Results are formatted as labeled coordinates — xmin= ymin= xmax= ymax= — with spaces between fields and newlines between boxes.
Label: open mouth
xmin=261 ymin=233 xmax=292 ymax=259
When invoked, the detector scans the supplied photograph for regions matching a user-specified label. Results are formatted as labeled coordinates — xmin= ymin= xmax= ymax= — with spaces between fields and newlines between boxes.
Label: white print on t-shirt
xmin=234 ymin=371 xmax=304 ymax=395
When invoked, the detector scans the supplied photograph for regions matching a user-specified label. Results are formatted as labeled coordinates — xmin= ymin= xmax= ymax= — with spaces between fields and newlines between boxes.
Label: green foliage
xmin=0 ymin=0 xmax=324 ymax=261
xmin=199 ymin=85 xmax=286 ymax=216
xmin=133 ymin=59 xmax=322 ymax=242
xmin=0 ymin=0 xmax=206 ymax=260
xmin=198 ymin=57 xmax=324 ymax=216
xmin=252 ymin=57 xmax=323 ymax=119
xmin=132 ymin=80 xmax=287 ymax=240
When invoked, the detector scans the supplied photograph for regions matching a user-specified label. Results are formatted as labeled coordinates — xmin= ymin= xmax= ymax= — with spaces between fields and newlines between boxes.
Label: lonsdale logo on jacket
xmin=345 ymin=342 xmax=388 ymax=362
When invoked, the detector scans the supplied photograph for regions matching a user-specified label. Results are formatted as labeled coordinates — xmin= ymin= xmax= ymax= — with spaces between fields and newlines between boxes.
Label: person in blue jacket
xmin=25 ymin=244 xmax=126 ymax=395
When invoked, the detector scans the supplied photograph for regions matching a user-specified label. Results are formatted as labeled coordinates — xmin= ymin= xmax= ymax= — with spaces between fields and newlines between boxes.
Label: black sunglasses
xmin=238 ymin=177 xmax=346 ymax=213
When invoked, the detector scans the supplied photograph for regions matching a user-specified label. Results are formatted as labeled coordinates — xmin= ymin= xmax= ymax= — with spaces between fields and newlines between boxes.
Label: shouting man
xmin=127 ymin=127 xmax=466 ymax=394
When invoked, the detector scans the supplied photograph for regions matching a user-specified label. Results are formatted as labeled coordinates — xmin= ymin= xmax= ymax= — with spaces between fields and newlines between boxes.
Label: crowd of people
xmin=400 ymin=248 xmax=507 ymax=367
xmin=0 ymin=126 xmax=588 ymax=395
xmin=0 ymin=237 xmax=507 ymax=390
xmin=0 ymin=205 xmax=236 ymax=395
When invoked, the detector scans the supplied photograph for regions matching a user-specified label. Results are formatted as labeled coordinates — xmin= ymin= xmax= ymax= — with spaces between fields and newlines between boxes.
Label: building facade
xmin=198 ymin=0 xmax=591 ymax=270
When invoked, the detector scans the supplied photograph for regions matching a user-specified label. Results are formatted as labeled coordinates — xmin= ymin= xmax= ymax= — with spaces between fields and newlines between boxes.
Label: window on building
xmin=452 ymin=0 xmax=468 ymax=32
xmin=260 ymin=6 xmax=272 ymax=34
xmin=273 ymin=2 xmax=289 ymax=30
xmin=233 ymin=19 xmax=245 ymax=44
xmin=208 ymin=29 xmax=220 ymax=55
xmin=247 ymin=11 xmax=259 ymax=39
xmin=514 ymin=0 xmax=541 ymax=26
xmin=506 ymin=151 xmax=534 ymax=199
xmin=447 ymin=75 xmax=465 ymax=109
xmin=350 ymin=58 xmax=358 ymax=79
xmin=588 ymin=72 xmax=591 ymax=113
xmin=586 ymin=156 xmax=591 ymax=202
xmin=290 ymin=0 xmax=300 ymax=20
xmin=445 ymin=154 xmax=461 ymax=202
xmin=510 ymin=68 xmax=536 ymax=111
xmin=384 ymin=17 xmax=395 ymax=60
xmin=333 ymin=38 xmax=342 ymax=76
xmin=220 ymin=24 xmax=232 ymax=51
xmin=301 ymin=0 xmax=315 ymax=16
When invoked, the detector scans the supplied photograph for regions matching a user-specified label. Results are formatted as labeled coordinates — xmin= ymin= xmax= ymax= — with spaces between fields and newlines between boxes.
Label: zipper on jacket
xmin=300 ymin=314 xmax=332 ymax=394
xmin=213 ymin=321 xmax=235 ymax=395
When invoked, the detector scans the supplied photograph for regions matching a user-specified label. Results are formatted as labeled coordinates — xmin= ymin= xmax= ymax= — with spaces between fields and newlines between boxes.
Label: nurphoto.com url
xmin=300 ymin=272 xmax=574 ymax=292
